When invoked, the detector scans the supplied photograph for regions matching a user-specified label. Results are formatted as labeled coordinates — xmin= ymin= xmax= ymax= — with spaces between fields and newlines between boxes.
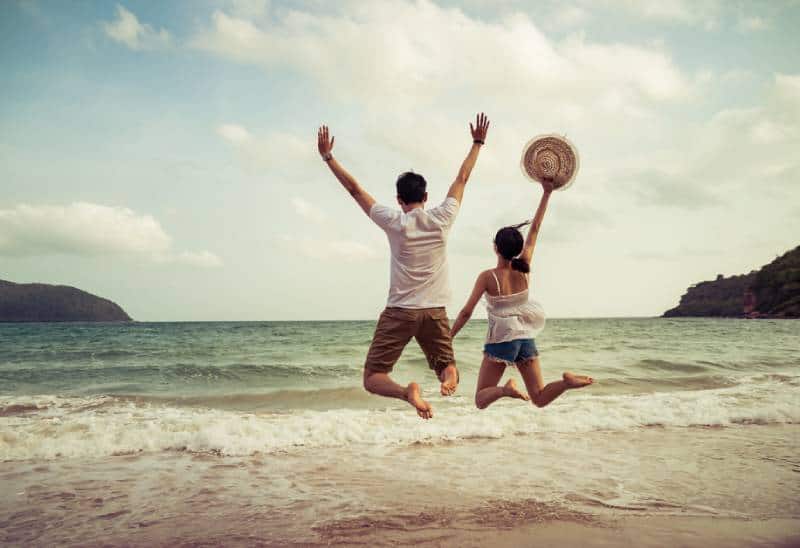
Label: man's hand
xmin=317 ymin=125 xmax=335 ymax=157
xmin=470 ymin=112 xmax=490 ymax=143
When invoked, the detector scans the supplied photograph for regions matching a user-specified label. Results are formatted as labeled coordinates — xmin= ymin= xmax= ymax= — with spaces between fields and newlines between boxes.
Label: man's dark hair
xmin=396 ymin=172 xmax=427 ymax=204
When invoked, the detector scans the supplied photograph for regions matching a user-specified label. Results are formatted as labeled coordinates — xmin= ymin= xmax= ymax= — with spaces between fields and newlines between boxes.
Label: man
xmin=316 ymin=113 xmax=490 ymax=419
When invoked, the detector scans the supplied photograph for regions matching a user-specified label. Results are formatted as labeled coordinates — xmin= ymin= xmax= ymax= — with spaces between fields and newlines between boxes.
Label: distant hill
xmin=0 ymin=280 xmax=132 ymax=322
xmin=663 ymin=245 xmax=800 ymax=318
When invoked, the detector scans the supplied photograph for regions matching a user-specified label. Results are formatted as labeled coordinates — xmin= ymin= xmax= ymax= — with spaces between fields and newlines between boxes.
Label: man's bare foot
xmin=439 ymin=365 xmax=459 ymax=396
xmin=563 ymin=371 xmax=593 ymax=388
xmin=502 ymin=378 xmax=530 ymax=401
xmin=406 ymin=382 xmax=433 ymax=420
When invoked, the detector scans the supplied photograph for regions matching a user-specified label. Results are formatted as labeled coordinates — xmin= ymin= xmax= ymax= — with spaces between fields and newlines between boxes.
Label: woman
xmin=449 ymin=180 xmax=593 ymax=409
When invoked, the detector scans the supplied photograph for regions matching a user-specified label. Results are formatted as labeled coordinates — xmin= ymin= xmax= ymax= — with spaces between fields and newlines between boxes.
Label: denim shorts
xmin=484 ymin=338 xmax=538 ymax=365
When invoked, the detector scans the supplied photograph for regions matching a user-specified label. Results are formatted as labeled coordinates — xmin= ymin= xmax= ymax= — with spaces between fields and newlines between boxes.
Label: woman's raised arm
xmin=518 ymin=180 xmax=554 ymax=266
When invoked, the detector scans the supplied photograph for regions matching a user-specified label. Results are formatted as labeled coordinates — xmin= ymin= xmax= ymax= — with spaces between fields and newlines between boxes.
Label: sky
xmin=1 ymin=0 xmax=799 ymax=321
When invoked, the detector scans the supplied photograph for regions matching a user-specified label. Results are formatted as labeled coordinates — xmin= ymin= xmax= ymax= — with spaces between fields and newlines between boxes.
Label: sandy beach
xmin=2 ymin=423 xmax=798 ymax=546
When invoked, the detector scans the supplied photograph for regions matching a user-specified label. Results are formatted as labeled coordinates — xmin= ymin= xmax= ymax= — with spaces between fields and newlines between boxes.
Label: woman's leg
xmin=475 ymin=355 xmax=529 ymax=409
xmin=516 ymin=358 xmax=593 ymax=408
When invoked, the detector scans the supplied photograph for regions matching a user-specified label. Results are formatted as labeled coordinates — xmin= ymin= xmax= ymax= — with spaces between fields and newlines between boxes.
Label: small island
xmin=663 ymin=245 xmax=800 ymax=318
xmin=0 ymin=279 xmax=132 ymax=322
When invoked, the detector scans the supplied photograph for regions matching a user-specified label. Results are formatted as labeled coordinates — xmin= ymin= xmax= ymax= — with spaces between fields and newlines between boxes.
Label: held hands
xmin=470 ymin=112 xmax=490 ymax=144
xmin=317 ymin=125 xmax=334 ymax=159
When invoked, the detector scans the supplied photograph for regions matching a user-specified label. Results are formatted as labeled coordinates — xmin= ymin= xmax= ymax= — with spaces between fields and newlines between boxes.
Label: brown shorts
xmin=364 ymin=307 xmax=455 ymax=377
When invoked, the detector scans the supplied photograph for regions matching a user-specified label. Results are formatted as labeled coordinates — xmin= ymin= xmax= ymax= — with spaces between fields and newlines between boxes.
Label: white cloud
xmin=630 ymin=72 xmax=800 ymax=200
xmin=738 ymin=15 xmax=768 ymax=32
xmin=103 ymin=5 xmax=171 ymax=50
xmin=279 ymin=235 xmax=379 ymax=262
xmin=608 ymin=0 xmax=719 ymax=28
xmin=775 ymin=73 xmax=800 ymax=107
xmin=0 ymin=203 xmax=221 ymax=267
xmin=621 ymin=169 xmax=721 ymax=209
xmin=193 ymin=1 xmax=692 ymax=112
xmin=227 ymin=0 xmax=270 ymax=19
xmin=172 ymin=250 xmax=224 ymax=268
xmin=216 ymin=123 xmax=313 ymax=172
xmin=554 ymin=5 xmax=590 ymax=28
xmin=291 ymin=197 xmax=327 ymax=224
xmin=217 ymin=123 xmax=252 ymax=144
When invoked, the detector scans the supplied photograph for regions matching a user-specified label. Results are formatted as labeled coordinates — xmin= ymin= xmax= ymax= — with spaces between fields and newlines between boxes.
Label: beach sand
xmin=2 ymin=425 xmax=798 ymax=547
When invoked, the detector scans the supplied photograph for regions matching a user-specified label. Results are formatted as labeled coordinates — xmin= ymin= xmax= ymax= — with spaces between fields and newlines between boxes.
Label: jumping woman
xmin=449 ymin=180 xmax=593 ymax=409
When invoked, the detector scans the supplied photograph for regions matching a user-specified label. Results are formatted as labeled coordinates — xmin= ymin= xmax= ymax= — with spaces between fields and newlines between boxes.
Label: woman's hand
xmin=317 ymin=125 xmax=335 ymax=157
xmin=470 ymin=112 xmax=490 ymax=143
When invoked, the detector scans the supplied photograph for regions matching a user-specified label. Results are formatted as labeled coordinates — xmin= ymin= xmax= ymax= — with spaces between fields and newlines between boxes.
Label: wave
xmin=0 ymin=361 xmax=361 ymax=390
xmin=1 ymin=377 xmax=798 ymax=461
xmin=113 ymin=386 xmax=374 ymax=411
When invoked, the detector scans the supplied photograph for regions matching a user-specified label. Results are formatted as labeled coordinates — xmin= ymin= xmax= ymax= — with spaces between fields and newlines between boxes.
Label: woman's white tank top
xmin=484 ymin=270 xmax=546 ymax=344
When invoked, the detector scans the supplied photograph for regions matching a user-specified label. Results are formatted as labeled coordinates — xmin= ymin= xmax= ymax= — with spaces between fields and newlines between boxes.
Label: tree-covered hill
xmin=0 ymin=280 xmax=132 ymax=322
xmin=663 ymin=246 xmax=800 ymax=318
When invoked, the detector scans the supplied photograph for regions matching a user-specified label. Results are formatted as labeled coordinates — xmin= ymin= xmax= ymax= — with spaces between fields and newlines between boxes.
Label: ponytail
xmin=511 ymin=257 xmax=530 ymax=273
xmin=509 ymin=219 xmax=531 ymax=230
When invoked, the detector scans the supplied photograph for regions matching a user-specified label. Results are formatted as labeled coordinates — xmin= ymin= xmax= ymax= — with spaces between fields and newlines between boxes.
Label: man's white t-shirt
xmin=369 ymin=197 xmax=460 ymax=309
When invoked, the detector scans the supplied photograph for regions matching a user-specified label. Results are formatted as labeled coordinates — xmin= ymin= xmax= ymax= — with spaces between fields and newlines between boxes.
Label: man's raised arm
xmin=447 ymin=112 xmax=490 ymax=204
xmin=317 ymin=125 xmax=375 ymax=216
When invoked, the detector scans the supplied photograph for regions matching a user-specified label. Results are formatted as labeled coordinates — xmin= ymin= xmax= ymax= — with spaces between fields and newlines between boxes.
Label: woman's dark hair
xmin=494 ymin=220 xmax=531 ymax=273
xmin=396 ymin=171 xmax=427 ymax=204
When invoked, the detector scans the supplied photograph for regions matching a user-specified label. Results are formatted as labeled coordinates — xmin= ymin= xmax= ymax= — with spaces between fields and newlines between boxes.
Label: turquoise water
xmin=1 ymin=317 xmax=798 ymax=457
xmin=2 ymin=318 xmax=797 ymax=401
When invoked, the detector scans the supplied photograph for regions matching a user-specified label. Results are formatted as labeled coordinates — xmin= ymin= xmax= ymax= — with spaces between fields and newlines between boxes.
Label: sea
xmin=1 ymin=318 xmax=798 ymax=546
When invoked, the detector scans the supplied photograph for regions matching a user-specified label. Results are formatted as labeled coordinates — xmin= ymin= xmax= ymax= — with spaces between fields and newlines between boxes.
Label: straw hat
xmin=520 ymin=134 xmax=580 ymax=190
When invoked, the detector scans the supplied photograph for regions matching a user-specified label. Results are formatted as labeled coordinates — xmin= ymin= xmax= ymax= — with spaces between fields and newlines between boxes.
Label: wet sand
xmin=2 ymin=425 xmax=798 ymax=547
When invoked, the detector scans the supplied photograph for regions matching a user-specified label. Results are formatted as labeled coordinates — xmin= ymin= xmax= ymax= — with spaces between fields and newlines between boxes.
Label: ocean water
xmin=1 ymin=318 xmax=799 ymax=545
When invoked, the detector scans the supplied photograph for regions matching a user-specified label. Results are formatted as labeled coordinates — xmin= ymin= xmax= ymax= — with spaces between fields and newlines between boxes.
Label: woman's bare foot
xmin=502 ymin=378 xmax=530 ymax=401
xmin=563 ymin=371 xmax=593 ymax=388
xmin=439 ymin=365 xmax=459 ymax=396
xmin=406 ymin=382 xmax=433 ymax=419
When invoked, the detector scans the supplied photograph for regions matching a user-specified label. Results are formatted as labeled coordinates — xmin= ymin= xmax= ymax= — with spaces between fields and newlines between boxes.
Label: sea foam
xmin=1 ymin=376 xmax=798 ymax=461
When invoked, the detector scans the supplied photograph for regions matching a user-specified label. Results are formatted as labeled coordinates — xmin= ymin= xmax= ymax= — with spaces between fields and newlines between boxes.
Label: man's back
xmin=370 ymin=197 xmax=460 ymax=309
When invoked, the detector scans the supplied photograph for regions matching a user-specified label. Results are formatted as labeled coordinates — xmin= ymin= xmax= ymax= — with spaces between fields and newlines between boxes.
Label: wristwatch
xmin=322 ymin=152 xmax=333 ymax=162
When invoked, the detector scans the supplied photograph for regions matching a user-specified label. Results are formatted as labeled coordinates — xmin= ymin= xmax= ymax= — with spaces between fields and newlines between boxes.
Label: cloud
xmin=608 ymin=0 xmax=720 ymax=29
xmin=172 ymin=251 xmax=223 ymax=268
xmin=554 ymin=5 xmax=590 ymax=28
xmin=227 ymin=0 xmax=270 ymax=19
xmin=217 ymin=123 xmax=251 ymax=144
xmin=700 ymin=73 xmax=799 ymax=168
xmin=291 ymin=197 xmax=327 ymax=224
xmin=621 ymin=170 xmax=721 ymax=209
xmin=737 ymin=15 xmax=768 ymax=32
xmin=193 ymin=1 xmax=692 ymax=112
xmin=216 ymin=123 xmax=313 ymax=172
xmin=102 ymin=5 xmax=171 ymax=50
xmin=279 ymin=235 xmax=379 ymax=261
xmin=0 ymin=203 xmax=221 ymax=267
xmin=595 ymin=71 xmax=800 ymax=210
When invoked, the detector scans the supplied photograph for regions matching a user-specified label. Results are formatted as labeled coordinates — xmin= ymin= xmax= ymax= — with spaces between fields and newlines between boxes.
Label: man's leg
xmin=363 ymin=308 xmax=433 ymax=419
xmin=362 ymin=370 xmax=432 ymax=419
xmin=416 ymin=308 xmax=459 ymax=396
